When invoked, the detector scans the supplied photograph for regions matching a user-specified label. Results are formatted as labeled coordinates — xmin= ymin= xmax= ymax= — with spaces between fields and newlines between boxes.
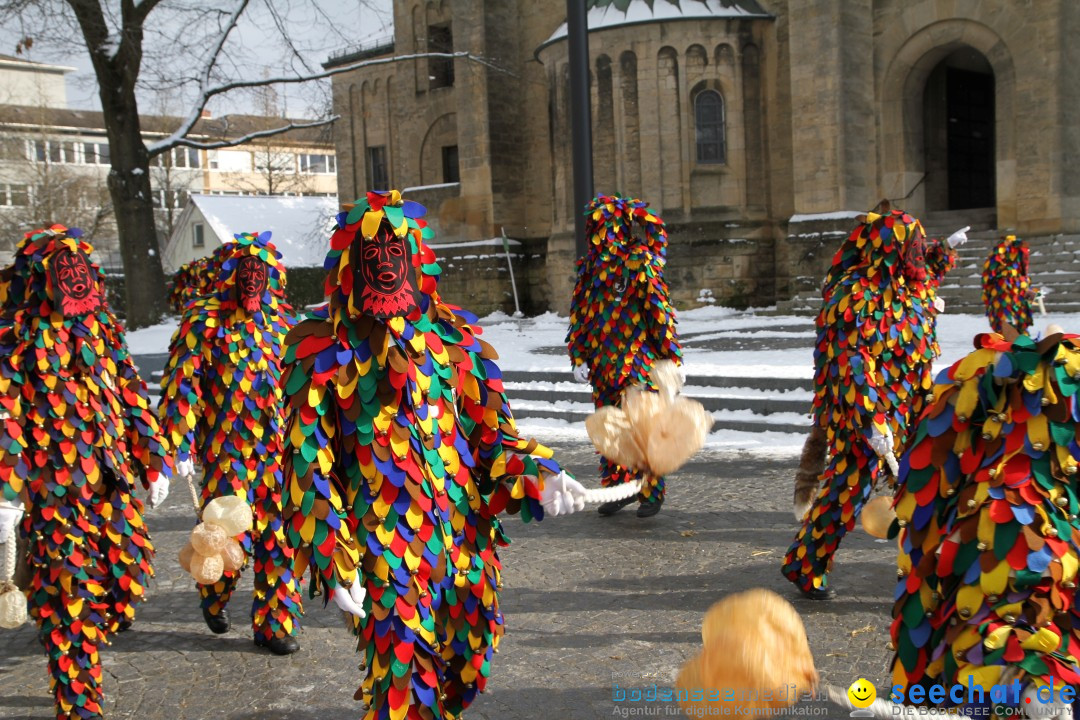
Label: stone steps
xmin=776 ymin=224 xmax=1080 ymax=315
xmin=501 ymin=370 xmax=814 ymax=435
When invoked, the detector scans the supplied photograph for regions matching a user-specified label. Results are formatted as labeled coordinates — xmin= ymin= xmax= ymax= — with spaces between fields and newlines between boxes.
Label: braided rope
xmin=582 ymin=478 xmax=644 ymax=503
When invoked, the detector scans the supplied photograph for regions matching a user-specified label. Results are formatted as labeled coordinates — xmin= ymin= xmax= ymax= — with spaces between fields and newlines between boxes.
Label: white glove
xmin=572 ymin=364 xmax=590 ymax=384
xmin=933 ymin=296 xmax=945 ymax=313
xmin=175 ymin=457 xmax=195 ymax=479
xmin=332 ymin=574 xmax=367 ymax=619
xmin=540 ymin=471 xmax=587 ymax=517
xmin=868 ymin=426 xmax=900 ymax=477
xmin=946 ymin=226 xmax=970 ymax=248
xmin=0 ymin=499 xmax=24 ymax=542
xmin=148 ymin=475 xmax=169 ymax=509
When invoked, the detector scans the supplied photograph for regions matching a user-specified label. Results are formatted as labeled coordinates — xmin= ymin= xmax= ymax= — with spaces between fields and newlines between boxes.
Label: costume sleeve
xmin=280 ymin=321 xmax=359 ymax=595
xmin=0 ymin=326 xmax=28 ymax=503
xmin=114 ymin=351 xmax=173 ymax=488
xmin=565 ymin=257 xmax=590 ymax=367
xmin=157 ymin=317 xmax=206 ymax=465
xmin=457 ymin=336 xmax=562 ymax=522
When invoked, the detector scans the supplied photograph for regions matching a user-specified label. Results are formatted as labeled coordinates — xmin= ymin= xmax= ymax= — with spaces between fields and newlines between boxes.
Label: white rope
xmin=582 ymin=479 xmax=644 ymax=504
xmin=0 ymin=523 xmax=14 ymax=586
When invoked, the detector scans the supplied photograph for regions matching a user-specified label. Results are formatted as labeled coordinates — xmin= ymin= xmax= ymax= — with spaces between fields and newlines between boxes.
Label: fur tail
xmin=793 ymin=425 xmax=828 ymax=520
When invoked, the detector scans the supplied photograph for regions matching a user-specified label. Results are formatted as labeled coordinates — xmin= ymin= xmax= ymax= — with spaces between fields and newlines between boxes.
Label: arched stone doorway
xmin=879 ymin=19 xmax=1015 ymax=226
xmin=923 ymin=48 xmax=995 ymax=211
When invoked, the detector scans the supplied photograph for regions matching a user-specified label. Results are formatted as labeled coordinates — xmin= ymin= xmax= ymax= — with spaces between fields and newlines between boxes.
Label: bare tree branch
xmin=148 ymin=51 xmax=511 ymax=155
xmin=150 ymin=0 xmax=249 ymax=156
xmin=167 ymin=115 xmax=337 ymax=151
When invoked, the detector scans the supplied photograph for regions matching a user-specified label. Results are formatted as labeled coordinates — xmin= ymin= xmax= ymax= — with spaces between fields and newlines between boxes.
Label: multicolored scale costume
xmin=982 ymin=235 xmax=1036 ymax=335
xmin=168 ymin=256 xmax=214 ymax=314
xmin=782 ymin=206 xmax=935 ymax=595
xmin=892 ymin=330 xmax=1080 ymax=711
xmin=281 ymin=190 xmax=568 ymax=719
xmin=566 ymin=194 xmax=682 ymax=509
xmin=0 ymin=225 xmax=171 ymax=720
xmin=925 ymin=237 xmax=958 ymax=358
xmin=158 ymin=232 xmax=303 ymax=646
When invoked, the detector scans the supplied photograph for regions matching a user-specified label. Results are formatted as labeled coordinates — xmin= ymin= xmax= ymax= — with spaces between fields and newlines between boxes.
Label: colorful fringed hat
xmin=5 ymin=224 xmax=105 ymax=318
xmin=325 ymin=189 xmax=440 ymax=319
xmin=584 ymin=194 xmax=667 ymax=265
xmin=207 ymin=231 xmax=287 ymax=300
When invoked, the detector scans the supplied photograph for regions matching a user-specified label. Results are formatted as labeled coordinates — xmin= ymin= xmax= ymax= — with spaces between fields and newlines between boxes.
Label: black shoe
xmin=115 ymin=617 xmax=133 ymax=633
xmin=597 ymin=495 xmax=637 ymax=516
xmin=798 ymin=585 xmax=835 ymax=600
xmin=202 ymin=607 xmax=230 ymax=634
xmin=636 ymin=498 xmax=663 ymax=518
xmin=255 ymin=634 xmax=300 ymax=656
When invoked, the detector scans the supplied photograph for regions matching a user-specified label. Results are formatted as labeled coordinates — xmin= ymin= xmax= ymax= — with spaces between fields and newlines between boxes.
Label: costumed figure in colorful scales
xmin=0 ymin=225 xmax=172 ymax=720
xmin=157 ymin=231 xmax=303 ymax=655
xmin=891 ymin=326 xmax=1080 ymax=719
xmin=168 ymin=256 xmax=214 ymax=314
xmin=566 ymin=194 xmax=682 ymax=519
xmin=983 ymin=234 xmax=1037 ymax=335
xmin=782 ymin=203 xmax=936 ymax=600
xmin=280 ymin=189 xmax=587 ymax=719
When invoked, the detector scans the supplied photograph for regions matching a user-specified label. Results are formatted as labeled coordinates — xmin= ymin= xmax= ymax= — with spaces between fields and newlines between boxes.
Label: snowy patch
xmin=125 ymin=318 xmax=179 ymax=355
xmin=788 ymin=211 xmax=863 ymax=223
xmin=402 ymin=182 xmax=460 ymax=192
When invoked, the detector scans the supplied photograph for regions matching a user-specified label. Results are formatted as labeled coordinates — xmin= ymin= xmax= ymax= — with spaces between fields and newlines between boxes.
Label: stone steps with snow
xmin=501 ymin=372 xmax=813 ymax=434
xmin=775 ymin=227 xmax=1080 ymax=315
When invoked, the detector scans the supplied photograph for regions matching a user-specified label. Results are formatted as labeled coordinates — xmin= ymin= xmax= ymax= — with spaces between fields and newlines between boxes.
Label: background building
xmin=164 ymin=194 xmax=337 ymax=272
xmin=0 ymin=55 xmax=338 ymax=269
xmin=324 ymin=0 xmax=1080 ymax=315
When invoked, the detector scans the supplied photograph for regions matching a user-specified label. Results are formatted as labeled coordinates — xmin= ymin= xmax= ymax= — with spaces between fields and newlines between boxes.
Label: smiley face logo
xmin=847 ymin=678 xmax=877 ymax=709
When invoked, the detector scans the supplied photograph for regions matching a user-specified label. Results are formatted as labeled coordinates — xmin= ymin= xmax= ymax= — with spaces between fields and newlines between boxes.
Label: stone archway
xmin=879 ymin=19 xmax=1016 ymax=225
xmin=922 ymin=48 xmax=995 ymax=211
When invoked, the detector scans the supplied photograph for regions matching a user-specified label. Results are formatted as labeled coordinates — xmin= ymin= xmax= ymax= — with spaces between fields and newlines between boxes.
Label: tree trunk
xmin=107 ymin=153 xmax=168 ymax=328
xmin=69 ymin=0 xmax=169 ymax=330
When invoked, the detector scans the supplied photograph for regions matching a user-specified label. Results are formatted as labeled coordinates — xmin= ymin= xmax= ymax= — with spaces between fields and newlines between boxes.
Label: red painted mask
xmin=902 ymin=229 xmax=928 ymax=284
xmin=353 ymin=224 xmax=419 ymax=319
xmin=50 ymin=248 xmax=101 ymax=317
xmin=236 ymin=256 xmax=268 ymax=312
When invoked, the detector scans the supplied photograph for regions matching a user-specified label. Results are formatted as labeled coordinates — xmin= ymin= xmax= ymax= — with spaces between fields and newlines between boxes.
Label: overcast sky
xmin=0 ymin=0 xmax=394 ymax=118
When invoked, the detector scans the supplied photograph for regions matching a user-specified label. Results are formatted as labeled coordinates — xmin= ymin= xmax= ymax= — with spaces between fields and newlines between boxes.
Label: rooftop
xmin=540 ymin=0 xmax=771 ymax=50
xmin=184 ymin=194 xmax=339 ymax=269
xmin=0 ymin=104 xmax=334 ymax=146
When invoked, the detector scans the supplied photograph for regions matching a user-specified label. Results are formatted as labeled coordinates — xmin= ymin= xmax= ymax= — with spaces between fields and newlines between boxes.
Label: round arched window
xmin=695 ymin=90 xmax=726 ymax=164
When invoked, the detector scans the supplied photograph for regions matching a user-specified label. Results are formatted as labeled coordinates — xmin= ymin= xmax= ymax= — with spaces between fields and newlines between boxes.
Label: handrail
xmin=892 ymin=173 xmax=928 ymax=203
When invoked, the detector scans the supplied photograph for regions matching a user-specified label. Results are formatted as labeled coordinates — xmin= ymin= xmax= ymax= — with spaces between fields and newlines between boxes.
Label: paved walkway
xmin=0 ymin=443 xmax=894 ymax=719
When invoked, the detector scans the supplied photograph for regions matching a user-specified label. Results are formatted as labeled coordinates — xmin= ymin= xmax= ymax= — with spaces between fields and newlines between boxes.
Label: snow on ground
xmin=125 ymin=306 xmax=1080 ymax=459
xmin=125 ymin=318 xmax=179 ymax=355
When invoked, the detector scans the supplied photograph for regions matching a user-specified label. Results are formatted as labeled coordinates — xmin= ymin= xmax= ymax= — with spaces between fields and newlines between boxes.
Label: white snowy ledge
xmin=788 ymin=211 xmax=864 ymax=224
xmin=541 ymin=0 xmax=772 ymax=49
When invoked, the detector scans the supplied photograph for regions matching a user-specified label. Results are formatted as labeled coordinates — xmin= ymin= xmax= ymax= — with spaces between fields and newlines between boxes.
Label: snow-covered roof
xmin=540 ymin=0 xmax=771 ymax=50
xmin=188 ymin=194 xmax=339 ymax=268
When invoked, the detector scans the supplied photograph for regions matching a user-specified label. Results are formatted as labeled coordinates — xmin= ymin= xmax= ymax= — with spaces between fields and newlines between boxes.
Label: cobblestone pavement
xmin=0 ymin=442 xmax=895 ymax=720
